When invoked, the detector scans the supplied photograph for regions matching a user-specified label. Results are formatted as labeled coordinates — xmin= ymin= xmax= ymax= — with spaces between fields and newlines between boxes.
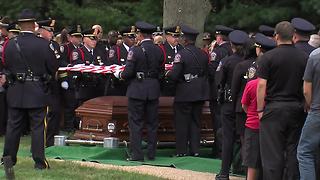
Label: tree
xmin=163 ymin=0 xmax=212 ymax=46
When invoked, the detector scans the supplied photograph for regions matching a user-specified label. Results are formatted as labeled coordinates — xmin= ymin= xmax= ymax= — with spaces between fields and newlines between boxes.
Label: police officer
xmin=105 ymin=26 xmax=136 ymax=96
xmin=0 ymin=17 xmax=10 ymax=136
xmin=92 ymin=24 xmax=108 ymax=64
xmin=113 ymin=21 xmax=163 ymax=161
xmin=215 ymin=30 xmax=249 ymax=180
xmin=291 ymin=17 xmax=316 ymax=55
xmin=160 ymin=26 xmax=183 ymax=96
xmin=71 ymin=29 xmax=105 ymax=104
xmin=37 ymin=19 xmax=62 ymax=147
xmin=166 ymin=25 xmax=210 ymax=157
xmin=209 ymin=25 xmax=233 ymax=158
xmin=59 ymin=25 xmax=82 ymax=132
xmin=1 ymin=9 xmax=58 ymax=169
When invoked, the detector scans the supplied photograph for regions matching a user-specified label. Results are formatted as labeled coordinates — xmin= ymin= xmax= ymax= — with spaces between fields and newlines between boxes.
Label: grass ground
xmin=0 ymin=136 xmax=165 ymax=180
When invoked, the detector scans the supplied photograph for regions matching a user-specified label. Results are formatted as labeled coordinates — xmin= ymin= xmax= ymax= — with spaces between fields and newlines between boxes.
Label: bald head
xmin=92 ymin=24 xmax=103 ymax=40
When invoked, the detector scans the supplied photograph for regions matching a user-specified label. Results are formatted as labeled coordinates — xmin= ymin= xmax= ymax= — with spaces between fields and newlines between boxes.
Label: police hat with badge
xmin=135 ymin=21 xmax=157 ymax=34
xmin=153 ymin=26 xmax=163 ymax=36
xmin=163 ymin=25 xmax=181 ymax=37
xmin=82 ymin=28 xmax=97 ymax=40
xmin=180 ymin=24 xmax=199 ymax=42
xmin=37 ymin=19 xmax=55 ymax=32
xmin=228 ymin=30 xmax=249 ymax=45
xmin=258 ymin=25 xmax=274 ymax=37
xmin=7 ymin=23 xmax=20 ymax=33
xmin=254 ymin=33 xmax=276 ymax=51
xmin=68 ymin=25 xmax=83 ymax=37
xmin=0 ymin=16 xmax=10 ymax=28
xmin=215 ymin=25 xmax=234 ymax=36
xmin=120 ymin=26 xmax=136 ymax=39
xmin=291 ymin=17 xmax=316 ymax=36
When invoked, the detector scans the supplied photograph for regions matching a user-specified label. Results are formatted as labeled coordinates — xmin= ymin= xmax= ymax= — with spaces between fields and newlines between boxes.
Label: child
xmin=241 ymin=77 xmax=261 ymax=180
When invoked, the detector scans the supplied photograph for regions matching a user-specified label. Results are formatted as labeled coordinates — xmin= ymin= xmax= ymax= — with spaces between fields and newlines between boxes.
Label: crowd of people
xmin=0 ymin=8 xmax=320 ymax=180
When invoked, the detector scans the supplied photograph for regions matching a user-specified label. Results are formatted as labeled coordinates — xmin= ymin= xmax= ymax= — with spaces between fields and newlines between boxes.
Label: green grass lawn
xmin=0 ymin=136 xmax=165 ymax=180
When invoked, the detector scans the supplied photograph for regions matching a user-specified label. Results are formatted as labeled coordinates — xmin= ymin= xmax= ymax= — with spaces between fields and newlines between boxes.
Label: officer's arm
xmin=166 ymin=53 xmax=183 ymax=81
xmin=120 ymin=50 xmax=136 ymax=80
xmin=220 ymin=60 xmax=227 ymax=88
xmin=45 ymin=43 xmax=59 ymax=76
xmin=256 ymin=78 xmax=267 ymax=113
xmin=231 ymin=63 xmax=242 ymax=104
xmin=59 ymin=45 xmax=70 ymax=66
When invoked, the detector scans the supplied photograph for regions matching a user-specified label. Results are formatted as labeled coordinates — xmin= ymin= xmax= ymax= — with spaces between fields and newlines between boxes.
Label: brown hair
xmin=274 ymin=21 xmax=294 ymax=41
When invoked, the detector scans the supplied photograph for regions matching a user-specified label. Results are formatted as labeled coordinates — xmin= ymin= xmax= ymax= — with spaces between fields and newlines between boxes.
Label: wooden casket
xmin=73 ymin=96 xmax=214 ymax=143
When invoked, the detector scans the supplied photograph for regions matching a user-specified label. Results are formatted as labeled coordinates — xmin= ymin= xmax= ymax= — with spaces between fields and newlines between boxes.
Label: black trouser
xmin=209 ymin=100 xmax=222 ymax=156
xmin=128 ymin=98 xmax=159 ymax=160
xmin=46 ymin=92 xmax=61 ymax=147
xmin=0 ymin=92 xmax=7 ymax=135
xmin=260 ymin=101 xmax=305 ymax=180
xmin=3 ymin=107 xmax=49 ymax=167
xmin=174 ymin=101 xmax=204 ymax=155
xmin=61 ymin=88 xmax=77 ymax=130
xmin=220 ymin=102 xmax=236 ymax=175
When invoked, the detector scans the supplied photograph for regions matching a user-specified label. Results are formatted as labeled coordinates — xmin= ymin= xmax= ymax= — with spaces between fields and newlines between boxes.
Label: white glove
xmin=61 ymin=81 xmax=69 ymax=90
xmin=113 ymin=70 xmax=122 ymax=79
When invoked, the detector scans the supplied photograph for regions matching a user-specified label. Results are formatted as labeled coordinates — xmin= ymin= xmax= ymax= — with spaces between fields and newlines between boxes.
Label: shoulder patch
xmin=109 ymin=49 xmax=115 ymax=58
xmin=210 ymin=51 xmax=217 ymax=61
xmin=173 ymin=53 xmax=181 ymax=63
xmin=127 ymin=50 xmax=134 ymax=61
xmin=72 ymin=51 xmax=79 ymax=61
xmin=248 ymin=67 xmax=256 ymax=79
xmin=49 ymin=43 xmax=55 ymax=51
xmin=60 ymin=46 xmax=64 ymax=53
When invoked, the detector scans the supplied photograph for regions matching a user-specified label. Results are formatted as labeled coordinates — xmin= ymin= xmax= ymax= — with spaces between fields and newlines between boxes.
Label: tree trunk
xmin=163 ymin=0 xmax=212 ymax=47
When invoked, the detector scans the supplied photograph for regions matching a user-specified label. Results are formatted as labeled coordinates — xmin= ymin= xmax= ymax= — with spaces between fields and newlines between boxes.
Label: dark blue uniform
xmin=1 ymin=24 xmax=58 ymax=169
xmin=119 ymin=22 xmax=163 ymax=160
xmin=167 ymin=42 xmax=210 ymax=156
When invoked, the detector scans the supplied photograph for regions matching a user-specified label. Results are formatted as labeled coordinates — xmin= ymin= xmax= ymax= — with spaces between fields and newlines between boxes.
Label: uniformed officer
xmin=215 ymin=30 xmax=249 ymax=180
xmin=258 ymin=25 xmax=275 ymax=38
xmin=166 ymin=25 xmax=210 ymax=157
xmin=160 ymin=26 xmax=183 ymax=96
xmin=113 ymin=21 xmax=163 ymax=161
xmin=209 ymin=25 xmax=233 ymax=158
xmin=59 ymin=25 xmax=82 ymax=132
xmin=105 ymin=26 xmax=136 ymax=96
xmin=291 ymin=17 xmax=316 ymax=55
xmin=202 ymin=32 xmax=211 ymax=53
xmin=37 ymin=19 xmax=62 ymax=147
xmin=1 ymin=9 xmax=58 ymax=169
xmin=152 ymin=26 xmax=164 ymax=45
xmin=72 ymin=29 xmax=105 ymax=104
xmin=92 ymin=24 xmax=108 ymax=64
xmin=0 ymin=17 xmax=10 ymax=136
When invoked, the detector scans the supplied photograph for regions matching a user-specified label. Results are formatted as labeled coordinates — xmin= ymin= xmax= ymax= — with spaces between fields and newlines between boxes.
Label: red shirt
xmin=241 ymin=79 xmax=259 ymax=130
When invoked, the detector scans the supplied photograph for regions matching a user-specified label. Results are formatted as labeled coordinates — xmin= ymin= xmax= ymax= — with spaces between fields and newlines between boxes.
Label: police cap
xmin=254 ymin=33 xmax=276 ymax=50
xmin=135 ymin=21 xmax=156 ymax=34
xmin=228 ymin=30 xmax=249 ymax=45
xmin=7 ymin=23 xmax=20 ymax=33
xmin=37 ymin=19 xmax=55 ymax=32
xmin=180 ymin=24 xmax=199 ymax=41
xmin=153 ymin=26 xmax=163 ymax=36
xmin=291 ymin=17 xmax=315 ymax=35
xmin=203 ymin=32 xmax=211 ymax=40
xmin=258 ymin=25 xmax=274 ymax=37
xmin=120 ymin=26 xmax=136 ymax=38
xmin=215 ymin=25 xmax=234 ymax=36
xmin=0 ymin=16 xmax=10 ymax=27
xmin=164 ymin=26 xmax=181 ymax=37
xmin=82 ymin=29 xmax=97 ymax=40
xmin=68 ymin=25 xmax=82 ymax=37
xmin=17 ymin=9 xmax=36 ymax=22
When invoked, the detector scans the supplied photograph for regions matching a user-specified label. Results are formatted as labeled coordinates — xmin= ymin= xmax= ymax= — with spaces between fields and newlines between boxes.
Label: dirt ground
xmin=59 ymin=160 xmax=245 ymax=180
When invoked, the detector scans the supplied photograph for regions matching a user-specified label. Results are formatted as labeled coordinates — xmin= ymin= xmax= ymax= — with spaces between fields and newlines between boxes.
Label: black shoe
xmin=215 ymin=173 xmax=229 ymax=180
xmin=175 ymin=153 xmax=187 ymax=157
xmin=192 ymin=153 xmax=199 ymax=157
xmin=126 ymin=157 xmax=144 ymax=162
xmin=34 ymin=160 xmax=50 ymax=170
xmin=146 ymin=156 xmax=155 ymax=161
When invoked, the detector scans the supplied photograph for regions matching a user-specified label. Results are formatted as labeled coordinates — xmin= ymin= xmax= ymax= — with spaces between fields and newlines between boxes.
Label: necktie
xmin=174 ymin=47 xmax=177 ymax=54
